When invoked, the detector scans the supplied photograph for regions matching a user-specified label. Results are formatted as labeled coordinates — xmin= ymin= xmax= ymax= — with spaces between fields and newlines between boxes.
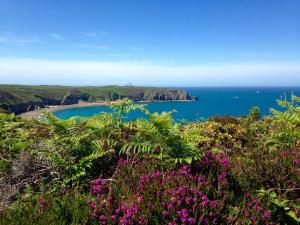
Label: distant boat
xmin=234 ymin=96 xmax=239 ymax=99
xmin=256 ymin=90 xmax=260 ymax=94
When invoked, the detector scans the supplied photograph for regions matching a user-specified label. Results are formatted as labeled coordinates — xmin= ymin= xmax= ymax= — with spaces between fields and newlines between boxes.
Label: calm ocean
xmin=54 ymin=87 xmax=300 ymax=121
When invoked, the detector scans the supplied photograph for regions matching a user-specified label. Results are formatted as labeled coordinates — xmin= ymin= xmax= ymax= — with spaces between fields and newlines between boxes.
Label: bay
xmin=54 ymin=87 xmax=300 ymax=121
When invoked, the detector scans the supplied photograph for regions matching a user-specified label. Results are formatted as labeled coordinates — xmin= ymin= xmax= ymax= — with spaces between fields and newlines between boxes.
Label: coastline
xmin=19 ymin=99 xmax=196 ymax=120
xmin=19 ymin=101 xmax=109 ymax=120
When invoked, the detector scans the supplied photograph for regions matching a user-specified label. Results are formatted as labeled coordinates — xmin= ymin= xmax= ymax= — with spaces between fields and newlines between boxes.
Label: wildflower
xmin=91 ymin=185 xmax=101 ymax=194
xmin=210 ymin=200 xmax=219 ymax=209
xmin=220 ymin=157 xmax=230 ymax=168
xmin=111 ymin=215 xmax=117 ymax=221
xmin=168 ymin=203 xmax=174 ymax=210
xmin=94 ymin=178 xmax=105 ymax=186
xmin=88 ymin=200 xmax=96 ymax=210
xmin=162 ymin=211 xmax=169 ymax=217
xmin=188 ymin=217 xmax=196 ymax=224
xmin=200 ymin=195 xmax=209 ymax=207
xmin=38 ymin=198 xmax=46 ymax=209
xmin=185 ymin=197 xmax=193 ymax=205
xmin=262 ymin=210 xmax=271 ymax=220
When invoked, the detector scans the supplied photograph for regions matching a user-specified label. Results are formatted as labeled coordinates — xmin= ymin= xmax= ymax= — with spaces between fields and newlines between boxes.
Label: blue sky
xmin=0 ymin=0 xmax=299 ymax=86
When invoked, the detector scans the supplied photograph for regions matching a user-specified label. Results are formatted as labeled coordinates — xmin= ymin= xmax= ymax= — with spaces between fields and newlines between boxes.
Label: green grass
xmin=0 ymin=84 xmax=189 ymax=105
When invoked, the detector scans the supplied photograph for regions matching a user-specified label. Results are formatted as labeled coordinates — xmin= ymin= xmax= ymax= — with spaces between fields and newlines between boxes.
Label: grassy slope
xmin=0 ymin=85 xmax=183 ymax=105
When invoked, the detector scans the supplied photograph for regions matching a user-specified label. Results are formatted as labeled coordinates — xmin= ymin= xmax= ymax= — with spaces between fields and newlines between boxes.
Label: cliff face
xmin=142 ymin=90 xmax=198 ymax=102
xmin=1 ymin=98 xmax=61 ymax=114
xmin=0 ymin=86 xmax=197 ymax=114
xmin=61 ymin=92 xmax=90 ymax=105
xmin=1 ymin=93 xmax=90 ymax=114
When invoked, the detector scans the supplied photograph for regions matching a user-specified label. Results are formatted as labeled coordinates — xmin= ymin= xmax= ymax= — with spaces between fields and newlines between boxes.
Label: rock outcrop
xmin=61 ymin=92 xmax=90 ymax=105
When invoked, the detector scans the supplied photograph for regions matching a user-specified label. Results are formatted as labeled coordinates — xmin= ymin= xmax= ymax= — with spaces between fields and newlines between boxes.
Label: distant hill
xmin=0 ymin=85 xmax=197 ymax=114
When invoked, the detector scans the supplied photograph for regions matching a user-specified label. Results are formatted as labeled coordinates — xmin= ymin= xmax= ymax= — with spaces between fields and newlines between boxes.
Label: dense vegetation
xmin=0 ymin=97 xmax=299 ymax=224
xmin=0 ymin=85 xmax=193 ymax=114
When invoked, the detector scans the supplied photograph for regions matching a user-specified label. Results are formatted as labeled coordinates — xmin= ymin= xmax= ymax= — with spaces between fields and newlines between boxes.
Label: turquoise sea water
xmin=54 ymin=87 xmax=300 ymax=121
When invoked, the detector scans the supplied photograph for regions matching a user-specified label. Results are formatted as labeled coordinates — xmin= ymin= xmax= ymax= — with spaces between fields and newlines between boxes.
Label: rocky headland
xmin=0 ymin=85 xmax=198 ymax=114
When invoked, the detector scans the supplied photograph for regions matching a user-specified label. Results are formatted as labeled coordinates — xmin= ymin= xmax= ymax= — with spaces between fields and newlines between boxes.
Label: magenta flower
xmin=38 ymin=198 xmax=46 ymax=209
xmin=162 ymin=211 xmax=169 ymax=217
xmin=168 ymin=203 xmax=174 ymax=210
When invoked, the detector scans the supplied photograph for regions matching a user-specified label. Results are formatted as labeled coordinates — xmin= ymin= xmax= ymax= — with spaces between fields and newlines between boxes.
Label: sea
xmin=54 ymin=87 xmax=300 ymax=122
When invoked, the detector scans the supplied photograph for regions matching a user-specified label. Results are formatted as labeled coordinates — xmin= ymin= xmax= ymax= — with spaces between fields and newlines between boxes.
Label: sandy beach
xmin=19 ymin=101 xmax=109 ymax=120
xmin=19 ymin=99 xmax=196 ymax=120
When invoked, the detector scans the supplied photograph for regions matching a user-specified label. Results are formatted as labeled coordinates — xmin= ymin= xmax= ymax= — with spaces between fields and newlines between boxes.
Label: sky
xmin=0 ymin=0 xmax=299 ymax=86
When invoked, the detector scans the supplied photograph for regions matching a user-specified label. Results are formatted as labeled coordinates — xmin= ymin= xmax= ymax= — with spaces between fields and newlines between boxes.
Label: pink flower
xmin=168 ymin=203 xmax=174 ymax=210
xmin=38 ymin=198 xmax=46 ymax=208
xmin=263 ymin=210 xmax=271 ymax=220
xmin=162 ymin=211 xmax=169 ymax=217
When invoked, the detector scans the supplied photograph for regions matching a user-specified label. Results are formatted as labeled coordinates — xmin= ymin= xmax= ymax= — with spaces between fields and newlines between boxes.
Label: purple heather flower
xmin=185 ymin=197 xmax=193 ymax=205
xmin=188 ymin=217 xmax=196 ymax=224
xmin=220 ymin=157 xmax=230 ymax=168
xmin=179 ymin=165 xmax=191 ymax=176
xmin=162 ymin=211 xmax=169 ymax=217
xmin=38 ymin=198 xmax=46 ymax=208
xmin=111 ymin=215 xmax=117 ymax=221
xmin=255 ymin=205 xmax=264 ymax=213
xmin=94 ymin=178 xmax=105 ymax=186
xmin=212 ymin=218 xmax=218 ymax=224
xmin=88 ymin=201 xmax=96 ymax=210
xmin=168 ymin=203 xmax=174 ymax=210
xmin=177 ymin=199 xmax=183 ymax=205
xmin=192 ymin=197 xmax=198 ymax=203
xmin=210 ymin=200 xmax=219 ymax=209
xmin=243 ymin=210 xmax=250 ymax=217
xmin=91 ymin=185 xmax=101 ymax=194
xmin=263 ymin=210 xmax=271 ymax=220
xmin=99 ymin=215 xmax=106 ymax=221
xmin=178 ymin=186 xmax=186 ymax=194
xmin=120 ymin=218 xmax=128 ymax=225
xmin=200 ymin=195 xmax=209 ymax=207
xmin=115 ymin=207 xmax=121 ymax=214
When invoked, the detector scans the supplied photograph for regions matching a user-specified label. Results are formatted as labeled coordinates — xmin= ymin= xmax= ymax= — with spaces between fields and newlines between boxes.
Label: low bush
xmin=0 ymin=98 xmax=300 ymax=224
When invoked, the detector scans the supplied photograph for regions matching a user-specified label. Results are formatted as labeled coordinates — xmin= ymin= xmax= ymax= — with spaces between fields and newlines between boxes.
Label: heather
xmin=0 ymin=98 xmax=300 ymax=224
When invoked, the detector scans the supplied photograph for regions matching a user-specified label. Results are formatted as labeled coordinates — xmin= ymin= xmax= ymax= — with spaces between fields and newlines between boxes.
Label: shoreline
xmin=19 ymin=99 xmax=196 ymax=120
xmin=19 ymin=101 xmax=109 ymax=120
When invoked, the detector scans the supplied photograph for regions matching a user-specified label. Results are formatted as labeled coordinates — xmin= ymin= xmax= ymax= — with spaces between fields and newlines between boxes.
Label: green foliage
xmin=257 ymin=188 xmax=300 ymax=224
xmin=1 ymin=96 xmax=300 ymax=224
xmin=0 ymin=159 xmax=11 ymax=173
xmin=248 ymin=106 xmax=261 ymax=121
xmin=110 ymin=98 xmax=145 ymax=118
xmin=268 ymin=97 xmax=300 ymax=148
xmin=0 ymin=189 xmax=96 ymax=225
xmin=0 ymin=113 xmax=34 ymax=172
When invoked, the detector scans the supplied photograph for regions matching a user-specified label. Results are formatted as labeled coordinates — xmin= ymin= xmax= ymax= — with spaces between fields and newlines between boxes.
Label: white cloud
xmin=0 ymin=57 xmax=299 ymax=86
xmin=0 ymin=33 xmax=40 ymax=46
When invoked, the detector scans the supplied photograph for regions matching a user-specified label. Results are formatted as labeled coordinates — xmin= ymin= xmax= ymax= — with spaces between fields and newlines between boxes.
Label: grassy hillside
xmin=0 ymin=98 xmax=299 ymax=224
xmin=0 ymin=85 xmax=193 ymax=114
